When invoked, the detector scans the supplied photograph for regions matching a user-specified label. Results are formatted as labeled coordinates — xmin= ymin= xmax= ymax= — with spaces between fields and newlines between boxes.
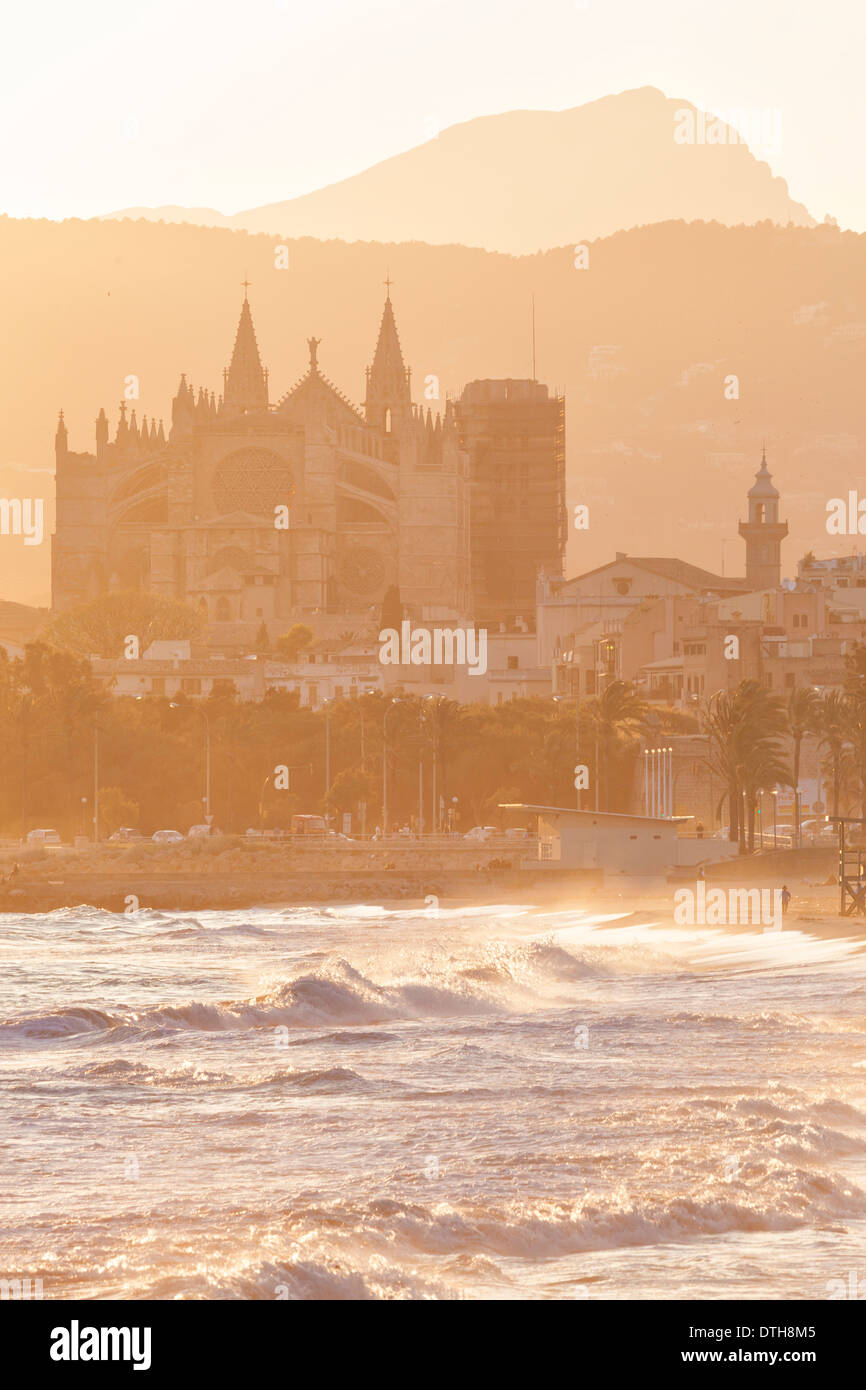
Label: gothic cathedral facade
xmin=52 ymin=291 xmax=473 ymax=640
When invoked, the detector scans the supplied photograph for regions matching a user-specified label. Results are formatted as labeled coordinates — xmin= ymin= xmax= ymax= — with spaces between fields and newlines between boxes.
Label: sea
xmin=1 ymin=900 xmax=864 ymax=1300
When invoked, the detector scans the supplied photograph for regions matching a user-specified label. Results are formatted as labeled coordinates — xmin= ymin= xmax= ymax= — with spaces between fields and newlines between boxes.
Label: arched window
xmin=384 ymin=408 xmax=392 ymax=434
xmin=215 ymin=596 xmax=231 ymax=622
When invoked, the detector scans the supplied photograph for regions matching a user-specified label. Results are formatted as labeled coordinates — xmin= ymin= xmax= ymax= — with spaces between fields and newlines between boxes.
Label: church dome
xmin=748 ymin=447 xmax=780 ymax=500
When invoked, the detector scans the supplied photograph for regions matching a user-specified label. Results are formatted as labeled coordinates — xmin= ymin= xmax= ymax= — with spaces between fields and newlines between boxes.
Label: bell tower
xmin=738 ymin=446 xmax=788 ymax=589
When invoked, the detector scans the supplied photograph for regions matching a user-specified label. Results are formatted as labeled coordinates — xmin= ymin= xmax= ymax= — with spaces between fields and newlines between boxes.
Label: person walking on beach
xmin=780 ymin=884 xmax=791 ymax=915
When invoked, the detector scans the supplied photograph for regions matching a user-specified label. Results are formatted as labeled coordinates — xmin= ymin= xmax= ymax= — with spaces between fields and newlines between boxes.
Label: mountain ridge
xmin=102 ymin=87 xmax=816 ymax=254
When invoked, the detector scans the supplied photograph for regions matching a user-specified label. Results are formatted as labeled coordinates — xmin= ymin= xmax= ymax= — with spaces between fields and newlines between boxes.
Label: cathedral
xmin=53 ymin=288 xmax=567 ymax=643
xmin=52 ymin=289 xmax=479 ymax=641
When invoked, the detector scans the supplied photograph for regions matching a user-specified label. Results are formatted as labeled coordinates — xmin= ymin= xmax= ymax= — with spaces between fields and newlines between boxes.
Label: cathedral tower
xmin=221 ymin=286 xmax=269 ymax=417
xmin=364 ymin=282 xmax=411 ymax=452
xmin=738 ymin=447 xmax=788 ymax=590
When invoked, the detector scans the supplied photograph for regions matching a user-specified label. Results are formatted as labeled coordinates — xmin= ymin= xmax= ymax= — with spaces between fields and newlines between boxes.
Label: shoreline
xmin=1 ymin=867 xmax=865 ymax=941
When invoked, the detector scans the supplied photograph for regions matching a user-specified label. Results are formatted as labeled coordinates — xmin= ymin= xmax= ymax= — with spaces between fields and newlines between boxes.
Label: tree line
xmin=4 ymin=630 xmax=866 ymax=846
xmin=0 ymin=644 xmax=673 ymax=838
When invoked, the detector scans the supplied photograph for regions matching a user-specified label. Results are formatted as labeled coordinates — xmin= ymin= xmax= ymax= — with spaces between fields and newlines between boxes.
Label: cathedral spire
xmin=95 ymin=407 xmax=109 ymax=456
xmin=364 ymin=288 xmax=411 ymax=432
xmin=223 ymin=291 xmax=269 ymax=414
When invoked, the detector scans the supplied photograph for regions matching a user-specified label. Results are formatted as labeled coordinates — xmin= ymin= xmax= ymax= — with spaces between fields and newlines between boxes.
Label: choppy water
xmin=1 ymin=900 xmax=865 ymax=1300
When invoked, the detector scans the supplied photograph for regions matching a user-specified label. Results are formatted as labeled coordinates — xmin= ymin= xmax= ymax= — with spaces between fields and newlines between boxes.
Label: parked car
xmin=152 ymin=829 xmax=184 ymax=844
xmin=463 ymin=826 xmax=498 ymax=842
xmin=187 ymin=824 xmax=215 ymax=839
xmin=26 ymin=828 xmax=61 ymax=846
xmin=504 ymin=827 xmax=530 ymax=841
xmin=109 ymin=827 xmax=144 ymax=843
xmin=799 ymin=818 xmax=835 ymax=845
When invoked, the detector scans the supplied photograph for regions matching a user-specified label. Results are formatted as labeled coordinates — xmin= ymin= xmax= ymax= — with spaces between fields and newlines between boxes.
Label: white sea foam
xmin=2 ymin=900 xmax=865 ymax=1299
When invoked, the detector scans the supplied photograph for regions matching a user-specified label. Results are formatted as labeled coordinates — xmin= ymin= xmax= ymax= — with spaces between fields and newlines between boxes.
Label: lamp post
xmin=323 ymin=698 xmax=333 ymax=824
xmin=358 ymin=687 xmax=376 ymax=768
xmin=382 ymin=698 xmax=402 ymax=836
xmin=258 ymin=772 xmax=272 ymax=831
xmin=423 ymin=694 xmax=445 ymax=833
xmin=758 ymin=789 xmax=764 ymax=850
xmin=417 ymin=704 xmax=424 ymax=837
xmin=772 ymin=788 xmax=778 ymax=849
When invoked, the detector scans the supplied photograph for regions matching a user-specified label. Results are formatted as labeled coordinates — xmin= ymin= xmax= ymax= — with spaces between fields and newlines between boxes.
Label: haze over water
xmin=2 ymin=901 xmax=865 ymax=1300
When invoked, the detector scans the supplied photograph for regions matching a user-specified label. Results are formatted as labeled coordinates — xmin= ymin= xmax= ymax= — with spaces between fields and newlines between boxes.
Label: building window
xmin=507 ymin=655 xmax=519 ymax=670
xmin=308 ymin=683 xmax=318 ymax=707
xmin=215 ymin=596 xmax=231 ymax=622
xmin=151 ymin=678 xmax=165 ymax=696
xmin=181 ymin=678 xmax=201 ymax=695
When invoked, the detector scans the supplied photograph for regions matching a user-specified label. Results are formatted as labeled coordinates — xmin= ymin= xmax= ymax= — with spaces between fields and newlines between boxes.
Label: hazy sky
xmin=3 ymin=0 xmax=864 ymax=229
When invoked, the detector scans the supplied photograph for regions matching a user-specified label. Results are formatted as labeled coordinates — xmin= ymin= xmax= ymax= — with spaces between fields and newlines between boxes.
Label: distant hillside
xmin=0 ymin=212 xmax=863 ymax=606
xmin=104 ymin=88 xmax=815 ymax=255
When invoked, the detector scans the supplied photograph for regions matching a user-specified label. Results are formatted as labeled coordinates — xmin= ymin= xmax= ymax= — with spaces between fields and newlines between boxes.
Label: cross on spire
xmin=383 ymin=271 xmax=393 ymax=299
xmin=241 ymin=277 xmax=251 ymax=299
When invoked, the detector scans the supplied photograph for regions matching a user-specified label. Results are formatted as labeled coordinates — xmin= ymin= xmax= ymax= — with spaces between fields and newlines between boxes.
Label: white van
xmin=26 ymin=828 xmax=62 ymax=846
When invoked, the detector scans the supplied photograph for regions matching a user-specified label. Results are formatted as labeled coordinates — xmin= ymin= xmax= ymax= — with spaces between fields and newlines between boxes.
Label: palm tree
xmin=703 ymin=689 xmax=742 ymax=845
xmin=787 ymin=685 xmax=822 ymax=846
xmin=703 ymin=680 xmax=790 ymax=853
xmin=588 ymin=680 xmax=647 ymax=811
xmin=817 ymin=689 xmax=849 ymax=819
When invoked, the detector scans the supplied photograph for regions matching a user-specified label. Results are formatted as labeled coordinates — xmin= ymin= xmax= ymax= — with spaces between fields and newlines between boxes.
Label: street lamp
xmin=382 ymin=698 xmax=402 ymax=835
xmin=323 ymin=697 xmax=334 ymax=823
xmin=772 ymin=788 xmax=778 ymax=849
xmin=358 ymin=687 xmax=377 ymax=767
xmin=758 ymin=788 xmax=764 ymax=850
xmin=258 ymin=771 xmax=273 ymax=831
xmin=422 ymin=694 xmax=445 ymax=834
